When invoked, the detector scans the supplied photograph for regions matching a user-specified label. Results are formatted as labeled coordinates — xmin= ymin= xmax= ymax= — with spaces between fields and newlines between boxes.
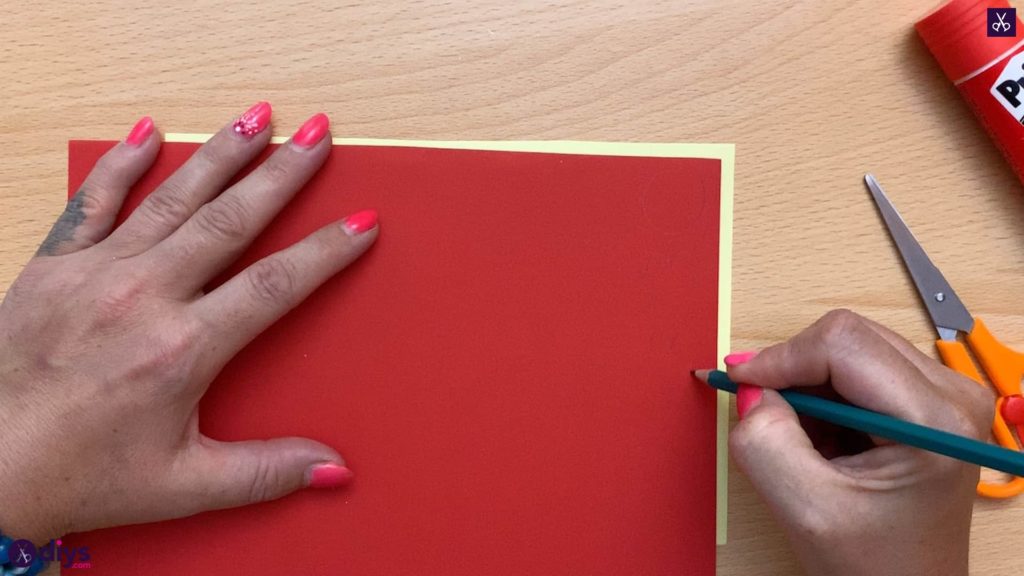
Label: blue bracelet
xmin=0 ymin=532 xmax=46 ymax=576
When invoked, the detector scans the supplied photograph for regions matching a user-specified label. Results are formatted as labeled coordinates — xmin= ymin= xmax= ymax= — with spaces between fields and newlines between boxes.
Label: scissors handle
xmin=936 ymin=338 xmax=982 ymax=381
xmin=984 ymin=398 xmax=1024 ymax=498
xmin=937 ymin=333 xmax=1024 ymax=498
xmin=965 ymin=318 xmax=1024 ymax=398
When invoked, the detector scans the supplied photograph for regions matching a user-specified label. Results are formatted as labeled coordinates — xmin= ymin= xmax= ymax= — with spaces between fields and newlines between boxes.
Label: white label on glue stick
xmin=991 ymin=52 xmax=1024 ymax=125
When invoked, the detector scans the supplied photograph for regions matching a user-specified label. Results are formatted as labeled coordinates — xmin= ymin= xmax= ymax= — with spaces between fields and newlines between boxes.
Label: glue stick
xmin=917 ymin=0 xmax=1024 ymax=184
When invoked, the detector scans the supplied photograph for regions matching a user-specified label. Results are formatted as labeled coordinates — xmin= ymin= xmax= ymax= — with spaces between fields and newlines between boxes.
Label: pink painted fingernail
xmin=292 ymin=113 xmax=330 ymax=148
xmin=125 ymin=116 xmax=154 ymax=147
xmin=736 ymin=384 xmax=764 ymax=420
xmin=306 ymin=463 xmax=354 ymax=489
xmin=724 ymin=350 xmax=758 ymax=367
xmin=232 ymin=101 xmax=272 ymax=138
xmin=343 ymin=210 xmax=379 ymax=235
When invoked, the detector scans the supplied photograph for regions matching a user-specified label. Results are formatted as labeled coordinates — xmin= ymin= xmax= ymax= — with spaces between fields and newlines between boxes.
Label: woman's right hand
xmin=723 ymin=310 xmax=994 ymax=576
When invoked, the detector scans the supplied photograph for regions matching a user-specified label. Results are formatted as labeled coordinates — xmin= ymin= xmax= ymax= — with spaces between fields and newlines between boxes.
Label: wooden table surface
xmin=2 ymin=1 xmax=1022 ymax=574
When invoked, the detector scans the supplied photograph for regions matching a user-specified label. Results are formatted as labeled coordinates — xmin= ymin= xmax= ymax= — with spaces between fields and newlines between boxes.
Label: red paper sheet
xmin=63 ymin=140 xmax=721 ymax=575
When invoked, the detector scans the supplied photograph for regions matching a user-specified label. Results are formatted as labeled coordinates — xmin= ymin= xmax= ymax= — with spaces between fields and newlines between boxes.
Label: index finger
xmin=728 ymin=309 xmax=942 ymax=426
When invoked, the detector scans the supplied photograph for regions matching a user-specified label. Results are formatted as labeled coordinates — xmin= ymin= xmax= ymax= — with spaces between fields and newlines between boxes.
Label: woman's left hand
xmin=0 ymin=105 xmax=378 ymax=545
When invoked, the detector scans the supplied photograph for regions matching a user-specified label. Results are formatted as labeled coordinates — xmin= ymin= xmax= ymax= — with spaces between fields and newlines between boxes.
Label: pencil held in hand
xmin=695 ymin=369 xmax=1024 ymax=477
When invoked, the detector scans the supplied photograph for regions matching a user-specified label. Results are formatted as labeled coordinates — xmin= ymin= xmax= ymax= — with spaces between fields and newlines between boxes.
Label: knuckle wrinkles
xmin=194 ymin=197 xmax=249 ymax=242
xmin=260 ymin=157 xmax=292 ymax=185
xmin=246 ymin=258 xmax=298 ymax=305
xmin=818 ymin=308 xmax=864 ymax=345
xmin=740 ymin=411 xmax=789 ymax=440
xmin=158 ymin=331 xmax=195 ymax=368
xmin=72 ymin=189 xmax=105 ymax=220
xmin=977 ymin=396 xmax=997 ymax=433
xmin=727 ymin=427 xmax=753 ymax=455
xmin=93 ymin=152 xmax=122 ymax=174
xmin=790 ymin=507 xmax=834 ymax=540
xmin=134 ymin=330 xmax=197 ymax=384
xmin=728 ymin=410 xmax=798 ymax=464
xmin=195 ymin=141 xmax=231 ymax=171
xmin=248 ymin=451 xmax=280 ymax=504
xmin=945 ymin=374 xmax=996 ymax=438
xmin=728 ymin=416 xmax=770 ymax=456
xmin=961 ymin=399 xmax=993 ymax=440
xmin=968 ymin=382 xmax=995 ymax=416
xmin=84 ymin=163 xmax=117 ymax=190
xmin=310 ymin=228 xmax=346 ymax=256
xmin=93 ymin=280 xmax=146 ymax=326
xmin=142 ymin=187 xmax=194 ymax=227
xmin=953 ymin=407 xmax=983 ymax=439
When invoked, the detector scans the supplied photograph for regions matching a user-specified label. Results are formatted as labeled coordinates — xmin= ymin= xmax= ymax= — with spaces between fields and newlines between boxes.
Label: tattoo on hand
xmin=37 ymin=190 xmax=88 ymax=256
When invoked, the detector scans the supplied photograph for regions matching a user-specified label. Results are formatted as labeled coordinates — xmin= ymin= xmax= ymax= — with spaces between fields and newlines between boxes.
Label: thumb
xmin=175 ymin=436 xmax=353 ymax=513
xmin=730 ymin=386 xmax=838 ymax=518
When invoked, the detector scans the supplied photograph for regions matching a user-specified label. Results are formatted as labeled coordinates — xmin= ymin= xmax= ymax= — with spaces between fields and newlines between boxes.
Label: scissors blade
xmin=864 ymin=174 xmax=975 ymax=340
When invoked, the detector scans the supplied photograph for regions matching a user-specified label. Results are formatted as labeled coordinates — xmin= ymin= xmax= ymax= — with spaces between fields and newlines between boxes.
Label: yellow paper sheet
xmin=166 ymin=134 xmax=735 ymax=545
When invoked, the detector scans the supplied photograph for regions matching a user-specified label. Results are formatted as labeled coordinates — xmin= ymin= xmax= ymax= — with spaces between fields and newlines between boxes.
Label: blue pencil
xmin=699 ymin=369 xmax=1024 ymax=477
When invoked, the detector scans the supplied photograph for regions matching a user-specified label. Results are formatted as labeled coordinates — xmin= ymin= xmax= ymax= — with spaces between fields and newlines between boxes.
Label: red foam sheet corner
xmin=63 ymin=140 xmax=720 ymax=575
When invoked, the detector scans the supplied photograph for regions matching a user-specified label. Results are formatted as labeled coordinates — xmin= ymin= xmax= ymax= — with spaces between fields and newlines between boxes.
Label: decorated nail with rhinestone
xmin=232 ymin=101 xmax=272 ymax=138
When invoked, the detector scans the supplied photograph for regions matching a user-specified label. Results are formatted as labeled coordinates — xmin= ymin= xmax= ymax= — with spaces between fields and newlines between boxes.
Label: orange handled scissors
xmin=866 ymin=174 xmax=1024 ymax=499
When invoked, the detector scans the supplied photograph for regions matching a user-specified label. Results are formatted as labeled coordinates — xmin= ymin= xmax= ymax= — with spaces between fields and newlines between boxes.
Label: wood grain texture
xmin=1 ymin=1 xmax=1021 ymax=574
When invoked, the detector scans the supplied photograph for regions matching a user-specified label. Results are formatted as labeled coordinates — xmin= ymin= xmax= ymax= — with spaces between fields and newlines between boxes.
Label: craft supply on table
xmin=697 ymin=370 xmax=1024 ymax=478
xmin=917 ymin=0 xmax=1024 ymax=185
xmin=61 ymin=137 xmax=735 ymax=575
xmin=866 ymin=173 xmax=1024 ymax=498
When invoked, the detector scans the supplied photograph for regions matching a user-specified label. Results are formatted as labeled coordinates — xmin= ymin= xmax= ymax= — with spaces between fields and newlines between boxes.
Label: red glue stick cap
xmin=917 ymin=0 xmax=1024 ymax=83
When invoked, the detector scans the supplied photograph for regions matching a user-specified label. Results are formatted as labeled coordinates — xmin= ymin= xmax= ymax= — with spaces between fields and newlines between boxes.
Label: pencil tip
xmin=692 ymin=369 xmax=710 ymax=383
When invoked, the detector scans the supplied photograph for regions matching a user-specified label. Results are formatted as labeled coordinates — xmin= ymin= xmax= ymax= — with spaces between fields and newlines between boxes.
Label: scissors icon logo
xmin=16 ymin=547 xmax=31 ymax=563
xmin=989 ymin=8 xmax=1016 ymax=37
xmin=9 ymin=539 xmax=38 ymax=568
xmin=995 ymin=12 xmax=1011 ymax=32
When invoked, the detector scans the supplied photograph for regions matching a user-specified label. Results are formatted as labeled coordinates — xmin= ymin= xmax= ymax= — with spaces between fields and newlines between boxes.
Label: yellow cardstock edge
xmin=164 ymin=134 xmax=736 ymax=546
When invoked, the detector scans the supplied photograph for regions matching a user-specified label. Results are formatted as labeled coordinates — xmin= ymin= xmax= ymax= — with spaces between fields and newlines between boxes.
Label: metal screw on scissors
xmin=994 ymin=11 xmax=1011 ymax=32
xmin=866 ymin=174 xmax=1024 ymax=499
